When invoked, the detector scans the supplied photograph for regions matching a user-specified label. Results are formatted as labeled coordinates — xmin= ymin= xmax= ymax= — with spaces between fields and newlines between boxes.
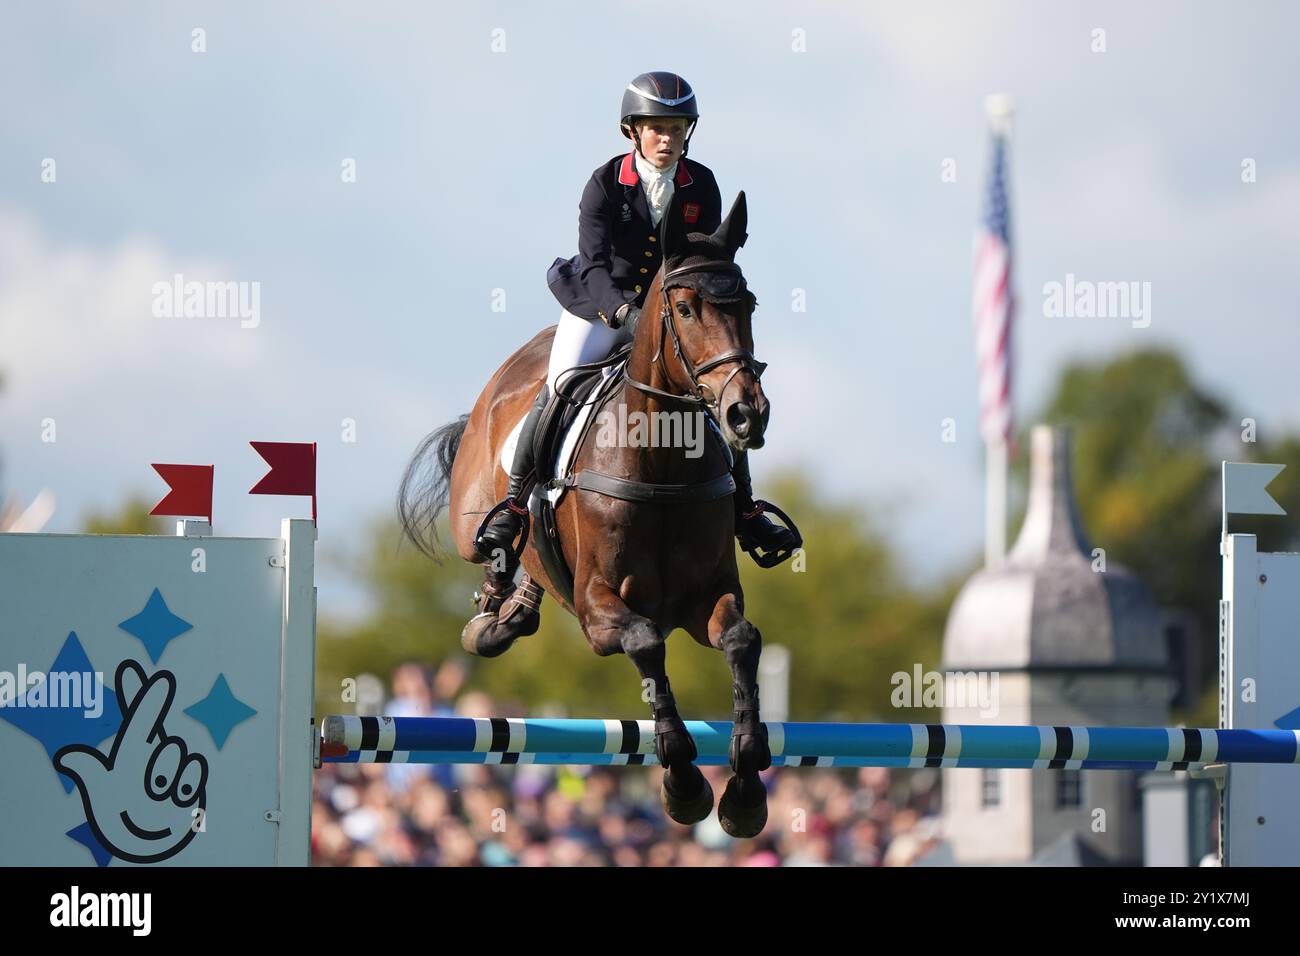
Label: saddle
xmin=530 ymin=349 xmax=629 ymax=492
xmin=522 ymin=344 xmax=736 ymax=607
xmin=524 ymin=347 xmax=629 ymax=607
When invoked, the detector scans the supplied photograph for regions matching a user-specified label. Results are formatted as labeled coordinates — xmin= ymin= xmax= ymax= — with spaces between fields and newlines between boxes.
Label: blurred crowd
xmin=312 ymin=661 xmax=944 ymax=867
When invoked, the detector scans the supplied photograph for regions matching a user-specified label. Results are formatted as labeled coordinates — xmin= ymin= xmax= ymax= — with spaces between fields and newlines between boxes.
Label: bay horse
xmin=399 ymin=191 xmax=775 ymax=837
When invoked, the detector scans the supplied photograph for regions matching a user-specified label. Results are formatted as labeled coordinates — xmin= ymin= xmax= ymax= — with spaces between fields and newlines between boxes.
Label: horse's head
xmin=644 ymin=190 xmax=769 ymax=451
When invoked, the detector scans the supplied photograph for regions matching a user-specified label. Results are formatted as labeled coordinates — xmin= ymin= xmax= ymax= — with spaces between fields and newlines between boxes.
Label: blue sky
xmin=2 ymin=1 xmax=1297 ymax=615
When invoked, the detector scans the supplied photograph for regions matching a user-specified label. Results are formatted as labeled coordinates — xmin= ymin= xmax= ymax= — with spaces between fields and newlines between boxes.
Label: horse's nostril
xmin=728 ymin=403 xmax=751 ymax=435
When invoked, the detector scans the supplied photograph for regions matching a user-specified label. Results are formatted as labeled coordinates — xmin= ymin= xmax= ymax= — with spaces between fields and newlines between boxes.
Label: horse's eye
xmin=675 ymin=301 xmax=692 ymax=319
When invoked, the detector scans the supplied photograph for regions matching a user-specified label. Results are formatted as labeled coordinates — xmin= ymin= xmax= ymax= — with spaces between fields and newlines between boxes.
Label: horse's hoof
xmin=461 ymin=605 xmax=539 ymax=657
xmin=718 ymin=774 xmax=768 ymax=838
xmin=661 ymin=767 xmax=714 ymax=826
xmin=460 ymin=612 xmax=518 ymax=657
xmin=459 ymin=612 xmax=492 ymax=655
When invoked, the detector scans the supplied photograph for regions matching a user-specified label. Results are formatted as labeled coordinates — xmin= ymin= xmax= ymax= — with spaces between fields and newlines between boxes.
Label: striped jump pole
xmin=319 ymin=716 xmax=1300 ymax=771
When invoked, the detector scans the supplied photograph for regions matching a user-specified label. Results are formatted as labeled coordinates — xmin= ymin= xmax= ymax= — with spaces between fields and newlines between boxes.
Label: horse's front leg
xmin=578 ymin=579 xmax=714 ymax=827
xmin=708 ymin=592 xmax=771 ymax=838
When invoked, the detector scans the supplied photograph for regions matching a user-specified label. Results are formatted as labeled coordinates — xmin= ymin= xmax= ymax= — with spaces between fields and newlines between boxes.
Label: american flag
xmin=973 ymin=129 xmax=1014 ymax=447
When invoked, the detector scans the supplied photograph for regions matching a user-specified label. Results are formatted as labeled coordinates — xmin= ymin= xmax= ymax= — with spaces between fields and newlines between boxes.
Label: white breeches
xmin=546 ymin=307 xmax=632 ymax=392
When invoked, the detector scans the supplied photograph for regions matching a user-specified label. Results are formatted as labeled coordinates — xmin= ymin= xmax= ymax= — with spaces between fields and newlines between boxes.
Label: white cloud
xmin=0 ymin=209 xmax=452 ymax=536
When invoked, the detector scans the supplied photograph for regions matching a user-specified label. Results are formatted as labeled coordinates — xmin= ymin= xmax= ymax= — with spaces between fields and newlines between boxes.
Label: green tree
xmin=81 ymin=495 xmax=170 ymax=535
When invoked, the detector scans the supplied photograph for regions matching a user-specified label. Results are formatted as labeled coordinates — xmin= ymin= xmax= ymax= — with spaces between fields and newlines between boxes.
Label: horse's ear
xmin=660 ymin=188 xmax=688 ymax=261
xmin=713 ymin=191 xmax=748 ymax=258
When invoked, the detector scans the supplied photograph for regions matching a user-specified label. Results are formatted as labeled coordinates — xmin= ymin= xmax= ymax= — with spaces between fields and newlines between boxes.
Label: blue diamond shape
xmin=67 ymin=820 xmax=114 ymax=867
xmin=1275 ymin=706 xmax=1300 ymax=730
xmin=0 ymin=632 xmax=123 ymax=793
xmin=118 ymin=588 xmax=193 ymax=664
xmin=184 ymin=674 xmax=256 ymax=749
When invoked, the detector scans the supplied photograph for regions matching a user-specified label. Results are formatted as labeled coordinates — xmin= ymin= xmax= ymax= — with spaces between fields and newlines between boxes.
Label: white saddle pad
xmin=499 ymin=362 xmax=732 ymax=507
xmin=499 ymin=362 xmax=624 ymax=506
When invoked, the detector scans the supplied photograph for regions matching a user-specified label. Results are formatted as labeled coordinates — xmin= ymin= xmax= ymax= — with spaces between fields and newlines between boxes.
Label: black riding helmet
xmin=620 ymin=71 xmax=699 ymax=159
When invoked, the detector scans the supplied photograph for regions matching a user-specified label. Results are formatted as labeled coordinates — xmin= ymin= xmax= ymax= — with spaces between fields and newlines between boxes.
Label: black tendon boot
xmin=475 ymin=383 xmax=550 ymax=578
xmin=731 ymin=450 xmax=802 ymax=568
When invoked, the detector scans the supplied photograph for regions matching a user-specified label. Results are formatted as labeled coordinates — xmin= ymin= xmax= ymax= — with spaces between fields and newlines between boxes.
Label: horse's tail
xmin=397 ymin=413 xmax=470 ymax=561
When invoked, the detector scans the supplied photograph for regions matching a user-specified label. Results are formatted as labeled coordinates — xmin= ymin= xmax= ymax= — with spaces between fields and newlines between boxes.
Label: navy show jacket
xmin=547 ymin=150 xmax=723 ymax=323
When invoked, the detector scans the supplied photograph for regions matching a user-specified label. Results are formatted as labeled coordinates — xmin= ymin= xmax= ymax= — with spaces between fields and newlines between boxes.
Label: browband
xmin=662 ymin=260 xmax=750 ymax=304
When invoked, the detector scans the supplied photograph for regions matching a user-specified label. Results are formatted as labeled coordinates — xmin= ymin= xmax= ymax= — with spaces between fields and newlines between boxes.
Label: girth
xmin=557 ymin=469 xmax=735 ymax=503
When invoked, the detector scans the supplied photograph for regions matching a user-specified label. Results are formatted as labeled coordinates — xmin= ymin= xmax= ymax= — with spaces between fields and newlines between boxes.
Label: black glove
xmin=613 ymin=304 xmax=642 ymax=334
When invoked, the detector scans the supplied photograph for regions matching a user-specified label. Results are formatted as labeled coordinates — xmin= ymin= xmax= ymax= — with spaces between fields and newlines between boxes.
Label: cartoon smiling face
xmin=55 ymin=659 xmax=208 ymax=864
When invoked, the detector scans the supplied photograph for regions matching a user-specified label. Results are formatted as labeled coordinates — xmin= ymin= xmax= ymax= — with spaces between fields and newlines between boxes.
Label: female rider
xmin=476 ymin=71 xmax=799 ymax=576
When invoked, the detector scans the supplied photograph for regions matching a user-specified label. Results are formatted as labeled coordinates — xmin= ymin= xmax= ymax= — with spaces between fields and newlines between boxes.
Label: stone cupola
xmin=943 ymin=425 xmax=1166 ymax=673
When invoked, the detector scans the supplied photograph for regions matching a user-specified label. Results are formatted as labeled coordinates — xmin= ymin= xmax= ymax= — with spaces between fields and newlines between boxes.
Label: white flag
xmin=1223 ymin=462 xmax=1286 ymax=516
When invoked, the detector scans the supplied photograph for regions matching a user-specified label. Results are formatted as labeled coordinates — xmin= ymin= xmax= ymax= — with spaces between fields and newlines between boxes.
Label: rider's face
xmin=633 ymin=118 xmax=689 ymax=168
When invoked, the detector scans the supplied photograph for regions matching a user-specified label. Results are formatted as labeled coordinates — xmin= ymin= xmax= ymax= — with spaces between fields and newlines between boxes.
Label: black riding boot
xmin=731 ymin=450 xmax=802 ymax=567
xmin=476 ymin=383 xmax=549 ymax=577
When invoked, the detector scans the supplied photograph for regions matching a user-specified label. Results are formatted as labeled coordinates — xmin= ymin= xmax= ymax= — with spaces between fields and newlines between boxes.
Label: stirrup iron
xmin=738 ymin=499 xmax=802 ymax=569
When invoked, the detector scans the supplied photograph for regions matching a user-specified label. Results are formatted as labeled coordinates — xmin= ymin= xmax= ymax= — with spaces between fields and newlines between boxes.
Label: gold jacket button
xmin=639 ymin=267 xmax=649 ymax=274
xmin=648 ymin=235 xmax=657 ymax=242
xmin=634 ymin=285 xmax=642 ymax=293
xmin=644 ymin=250 xmax=654 ymax=257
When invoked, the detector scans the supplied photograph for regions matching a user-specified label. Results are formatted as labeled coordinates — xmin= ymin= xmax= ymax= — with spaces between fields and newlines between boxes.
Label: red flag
xmin=249 ymin=441 xmax=317 ymax=521
xmin=150 ymin=464 xmax=215 ymax=524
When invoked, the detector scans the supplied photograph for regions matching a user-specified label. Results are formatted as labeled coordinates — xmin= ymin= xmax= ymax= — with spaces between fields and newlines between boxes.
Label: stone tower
xmin=940 ymin=425 xmax=1173 ymax=865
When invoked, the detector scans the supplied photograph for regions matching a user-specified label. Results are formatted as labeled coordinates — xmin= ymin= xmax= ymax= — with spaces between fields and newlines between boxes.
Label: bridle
xmin=625 ymin=261 xmax=768 ymax=416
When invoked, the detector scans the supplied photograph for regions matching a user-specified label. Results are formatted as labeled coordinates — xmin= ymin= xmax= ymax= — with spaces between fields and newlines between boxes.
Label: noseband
xmin=625 ymin=261 xmax=768 ymax=414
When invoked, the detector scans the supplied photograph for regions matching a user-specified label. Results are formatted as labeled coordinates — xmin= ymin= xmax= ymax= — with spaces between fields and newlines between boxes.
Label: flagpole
xmin=986 ymin=438 xmax=1007 ymax=568
xmin=983 ymin=94 xmax=1014 ymax=569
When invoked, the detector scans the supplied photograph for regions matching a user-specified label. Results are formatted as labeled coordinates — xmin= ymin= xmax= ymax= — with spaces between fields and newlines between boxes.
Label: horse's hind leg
xmin=460 ymin=572 xmax=543 ymax=657
xmin=709 ymin=594 xmax=771 ymax=838
xmin=449 ymin=410 xmax=543 ymax=657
